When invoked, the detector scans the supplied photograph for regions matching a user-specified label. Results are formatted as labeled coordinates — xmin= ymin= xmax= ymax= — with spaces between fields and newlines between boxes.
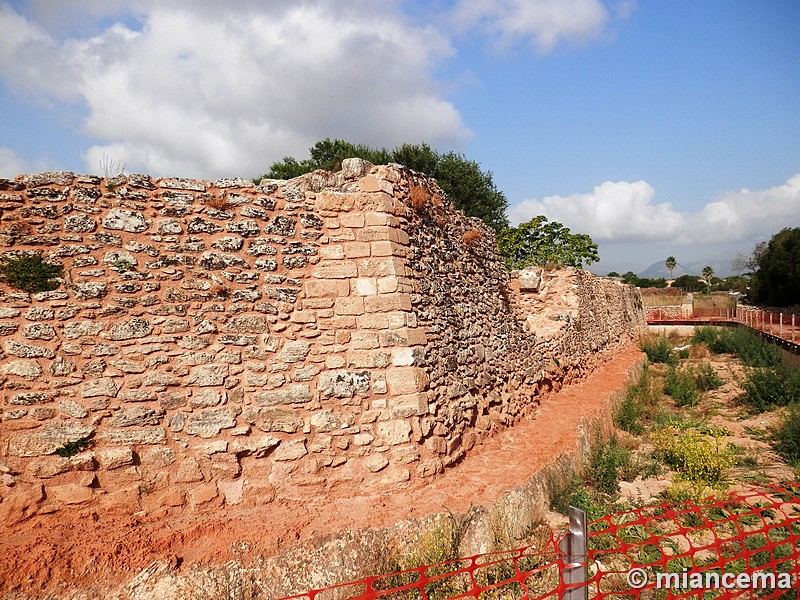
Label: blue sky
xmin=1 ymin=0 xmax=798 ymax=275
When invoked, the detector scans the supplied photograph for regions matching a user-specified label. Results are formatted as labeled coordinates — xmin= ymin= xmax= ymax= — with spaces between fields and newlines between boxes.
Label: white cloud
xmin=0 ymin=2 xmax=471 ymax=178
xmin=509 ymin=173 xmax=800 ymax=246
xmin=450 ymin=0 xmax=611 ymax=53
xmin=0 ymin=147 xmax=27 ymax=178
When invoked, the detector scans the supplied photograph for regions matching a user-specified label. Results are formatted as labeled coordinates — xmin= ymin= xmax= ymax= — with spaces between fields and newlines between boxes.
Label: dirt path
xmin=0 ymin=346 xmax=644 ymax=597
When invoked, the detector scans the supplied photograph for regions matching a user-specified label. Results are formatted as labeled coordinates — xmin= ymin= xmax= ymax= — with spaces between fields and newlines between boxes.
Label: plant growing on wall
xmin=496 ymin=215 xmax=599 ymax=270
xmin=0 ymin=252 xmax=63 ymax=293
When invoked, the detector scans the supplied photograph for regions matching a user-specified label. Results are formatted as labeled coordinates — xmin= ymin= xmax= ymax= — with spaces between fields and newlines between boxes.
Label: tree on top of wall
xmin=257 ymin=139 xmax=509 ymax=231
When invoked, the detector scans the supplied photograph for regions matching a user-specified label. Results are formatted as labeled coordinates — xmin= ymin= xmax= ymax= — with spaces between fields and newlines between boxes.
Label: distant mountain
xmin=639 ymin=258 xmax=737 ymax=279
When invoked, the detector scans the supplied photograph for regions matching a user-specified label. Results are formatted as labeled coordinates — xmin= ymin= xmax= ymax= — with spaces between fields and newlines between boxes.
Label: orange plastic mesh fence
xmin=281 ymin=484 xmax=800 ymax=600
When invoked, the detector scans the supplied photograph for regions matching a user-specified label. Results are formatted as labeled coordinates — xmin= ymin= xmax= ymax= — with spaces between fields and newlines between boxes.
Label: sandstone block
xmin=217 ymin=479 xmax=244 ymax=505
xmin=100 ymin=428 xmax=166 ymax=446
xmin=390 ymin=393 xmax=429 ymax=418
xmin=29 ymin=456 xmax=71 ymax=478
xmin=277 ymin=340 xmax=311 ymax=363
xmin=59 ymin=399 xmax=89 ymax=419
xmin=357 ymin=257 xmax=405 ymax=277
xmin=139 ymin=447 xmax=176 ymax=469
xmin=185 ymin=408 xmax=237 ymax=438
xmin=304 ymin=279 xmax=350 ymax=297
xmin=272 ymin=440 xmax=307 ymax=461
xmin=364 ymin=293 xmax=412 ymax=312
xmin=364 ymin=454 xmax=389 ymax=473
xmin=82 ymin=378 xmax=120 ymax=398
xmin=110 ymin=317 xmax=153 ymax=340
xmin=211 ymin=453 xmax=241 ymax=479
xmin=5 ymin=340 xmax=54 ymax=359
xmin=343 ymin=241 xmax=370 ymax=257
xmin=111 ymin=407 xmax=165 ymax=427
xmin=9 ymin=421 xmax=93 ymax=457
xmin=376 ymin=420 xmax=412 ymax=446
xmin=335 ymin=297 xmax=365 ymax=316
xmin=347 ymin=350 xmax=390 ymax=369
xmin=313 ymin=261 xmax=358 ymax=279
xmin=192 ymin=481 xmax=219 ymax=505
xmin=48 ymin=483 xmax=93 ymax=505
xmin=98 ymin=447 xmax=135 ymax=470
xmin=310 ymin=409 xmax=353 ymax=432
xmin=230 ymin=434 xmax=281 ymax=458
xmin=385 ymin=368 xmax=429 ymax=395
xmin=174 ymin=458 xmax=204 ymax=483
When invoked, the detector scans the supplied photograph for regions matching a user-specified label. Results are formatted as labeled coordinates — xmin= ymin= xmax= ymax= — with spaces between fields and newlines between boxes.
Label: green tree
xmin=673 ymin=274 xmax=705 ymax=292
xmin=665 ymin=256 xmax=677 ymax=279
xmin=496 ymin=216 xmax=599 ymax=270
xmin=257 ymin=139 xmax=509 ymax=231
xmin=749 ymin=227 xmax=800 ymax=306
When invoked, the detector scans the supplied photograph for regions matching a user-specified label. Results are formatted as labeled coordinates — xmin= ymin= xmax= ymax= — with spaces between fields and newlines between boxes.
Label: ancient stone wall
xmin=0 ymin=161 xmax=644 ymax=519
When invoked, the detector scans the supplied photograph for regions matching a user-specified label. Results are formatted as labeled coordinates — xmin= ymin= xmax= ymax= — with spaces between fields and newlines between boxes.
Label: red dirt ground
xmin=0 ymin=346 xmax=644 ymax=597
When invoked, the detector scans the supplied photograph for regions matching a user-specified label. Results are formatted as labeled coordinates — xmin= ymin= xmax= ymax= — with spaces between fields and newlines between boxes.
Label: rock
xmin=185 ymin=408 xmax=237 ymax=438
xmin=48 ymin=483 xmax=93 ymax=505
xmin=376 ymin=420 xmax=412 ymax=446
xmin=277 ymin=341 xmax=311 ymax=363
xmin=98 ymin=447 xmax=135 ymax=469
xmin=111 ymin=407 xmax=165 ymax=427
xmin=254 ymin=384 xmax=312 ymax=406
xmin=186 ymin=364 xmax=229 ymax=387
xmin=82 ymin=378 xmax=120 ymax=398
xmin=23 ymin=323 xmax=56 ymax=340
xmin=1 ymin=359 xmax=43 ymax=380
xmin=102 ymin=208 xmax=149 ymax=233
xmin=70 ymin=282 xmax=108 ymax=299
xmin=110 ymin=317 xmax=153 ymax=340
xmin=364 ymin=454 xmax=389 ymax=473
xmin=4 ymin=339 xmax=54 ymax=358
xmin=217 ymin=479 xmax=244 ymax=505
xmin=272 ymin=440 xmax=307 ymax=461
xmin=99 ymin=428 xmax=166 ymax=445
xmin=318 ymin=370 xmax=370 ymax=399
xmin=64 ymin=214 xmax=97 ymax=233
xmin=59 ymin=399 xmax=89 ymax=418
xmin=63 ymin=321 xmax=104 ymax=339
xmin=8 ymin=421 xmax=93 ymax=457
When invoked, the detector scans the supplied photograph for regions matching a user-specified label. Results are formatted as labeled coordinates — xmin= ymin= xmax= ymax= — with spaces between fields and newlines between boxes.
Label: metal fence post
xmin=559 ymin=506 xmax=588 ymax=600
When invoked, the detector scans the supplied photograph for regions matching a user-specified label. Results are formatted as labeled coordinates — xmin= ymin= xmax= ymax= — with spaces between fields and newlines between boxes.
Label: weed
xmin=615 ymin=365 xmax=659 ymax=434
xmin=692 ymin=363 xmax=724 ymax=391
xmin=694 ymin=326 xmax=781 ymax=368
xmin=664 ymin=366 xmax=700 ymax=407
xmin=112 ymin=259 xmax=135 ymax=273
xmin=55 ymin=436 xmax=94 ymax=457
xmin=410 ymin=184 xmax=430 ymax=210
xmin=740 ymin=365 xmax=800 ymax=412
xmin=770 ymin=403 xmax=800 ymax=464
xmin=589 ymin=435 xmax=632 ymax=495
xmin=639 ymin=334 xmax=676 ymax=365
xmin=0 ymin=252 xmax=62 ymax=293
xmin=652 ymin=426 xmax=736 ymax=485
xmin=203 ymin=194 xmax=232 ymax=210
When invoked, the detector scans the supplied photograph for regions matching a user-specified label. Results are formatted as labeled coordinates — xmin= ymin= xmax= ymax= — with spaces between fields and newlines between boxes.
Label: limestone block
xmin=70 ymin=282 xmax=108 ymax=299
xmin=230 ymin=434 xmax=281 ymax=458
xmin=364 ymin=454 xmax=389 ymax=472
xmin=186 ymin=364 xmax=229 ymax=387
xmin=109 ymin=317 xmax=153 ymax=340
xmin=310 ymin=409 xmax=353 ymax=432
xmin=1 ymin=359 xmax=42 ymax=380
xmin=335 ymin=297 xmax=365 ymax=316
xmin=63 ymin=321 xmax=104 ymax=339
xmin=317 ymin=370 xmax=370 ymax=399
xmin=29 ymin=456 xmax=71 ymax=478
xmin=304 ymin=279 xmax=350 ymax=297
xmin=98 ymin=447 xmax=135 ymax=470
xmin=99 ymin=428 xmax=166 ymax=446
xmin=389 ymin=393 xmax=428 ymax=418
xmin=111 ymin=407 xmax=165 ymax=427
xmin=376 ymin=420 xmax=412 ymax=446
xmin=272 ymin=440 xmax=307 ymax=461
xmin=138 ymin=447 xmax=176 ymax=469
xmin=59 ymin=399 xmax=89 ymax=418
xmin=385 ymin=367 xmax=429 ymax=395
xmin=23 ymin=323 xmax=56 ymax=340
xmin=47 ymin=483 xmax=93 ymax=505
xmin=9 ymin=421 xmax=93 ymax=457
xmin=4 ymin=339 xmax=54 ymax=358
xmin=102 ymin=209 xmax=148 ymax=233
xmin=277 ymin=340 xmax=311 ymax=363
xmin=364 ymin=293 xmax=412 ymax=312
xmin=217 ymin=479 xmax=244 ymax=505
xmin=24 ymin=307 xmax=55 ymax=321
xmin=9 ymin=392 xmax=50 ymax=405
xmin=82 ymin=378 xmax=120 ymax=398
xmin=255 ymin=384 xmax=312 ymax=406
xmin=185 ymin=409 xmax=236 ymax=438
xmin=313 ymin=261 xmax=358 ymax=279
xmin=223 ymin=314 xmax=269 ymax=333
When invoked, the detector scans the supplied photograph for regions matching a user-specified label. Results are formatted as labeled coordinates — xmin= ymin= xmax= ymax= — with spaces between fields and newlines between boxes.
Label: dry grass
xmin=462 ymin=229 xmax=482 ymax=246
xmin=203 ymin=195 xmax=232 ymax=210
xmin=410 ymin=185 xmax=430 ymax=210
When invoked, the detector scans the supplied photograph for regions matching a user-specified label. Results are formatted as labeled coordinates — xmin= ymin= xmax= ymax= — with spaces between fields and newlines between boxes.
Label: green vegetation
xmin=639 ymin=334 xmax=676 ymax=365
xmin=495 ymin=215 xmax=599 ymax=270
xmin=652 ymin=426 xmax=736 ymax=485
xmin=0 ymin=252 xmax=62 ymax=293
xmin=746 ymin=227 xmax=800 ymax=307
xmin=692 ymin=326 xmax=780 ymax=368
xmin=55 ymin=436 xmax=94 ymax=457
xmin=259 ymin=138 xmax=509 ymax=231
xmin=771 ymin=404 xmax=800 ymax=468
xmin=663 ymin=366 xmax=701 ymax=407
xmin=615 ymin=366 xmax=660 ymax=434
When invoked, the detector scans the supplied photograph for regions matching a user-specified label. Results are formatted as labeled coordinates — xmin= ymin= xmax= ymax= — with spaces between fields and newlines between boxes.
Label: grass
xmin=639 ymin=334 xmax=676 ymax=365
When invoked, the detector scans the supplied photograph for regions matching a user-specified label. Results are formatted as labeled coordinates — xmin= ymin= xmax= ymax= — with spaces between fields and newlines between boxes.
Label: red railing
xmin=282 ymin=484 xmax=800 ymax=600
xmin=646 ymin=306 xmax=799 ymax=344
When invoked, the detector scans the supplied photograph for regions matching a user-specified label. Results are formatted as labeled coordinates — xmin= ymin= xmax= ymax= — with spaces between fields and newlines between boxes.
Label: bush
xmin=639 ymin=335 xmax=676 ymax=365
xmin=664 ymin=367 xmax=700 ymax=407
xmin=652 ymin=426 xmax=736 ymax=484
xmin=740 ymin=365 xmax=800 ymax=412
xmin=615 ymin=367 xmax=657 ymax=434
xmin=694 ymin=326 xmax=781 ymax=368
xmin=0 ymin=252 xmax=62 ymax=293
xmin=692 ymin=363 xmax=724 ymax=391
xmin=588 ymin=435 xmax=633 ymax=495
xmin=771 ymin=404 xmax=800 ymax=464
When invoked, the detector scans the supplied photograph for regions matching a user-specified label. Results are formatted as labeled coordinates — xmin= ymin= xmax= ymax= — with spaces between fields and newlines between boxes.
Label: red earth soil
xmin=0 ymin=345 xmax=644 ymax=596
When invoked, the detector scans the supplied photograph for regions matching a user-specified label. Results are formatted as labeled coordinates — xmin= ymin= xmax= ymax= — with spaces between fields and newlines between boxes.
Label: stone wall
xmin=0 ymin=161 xmax=645 ymax=518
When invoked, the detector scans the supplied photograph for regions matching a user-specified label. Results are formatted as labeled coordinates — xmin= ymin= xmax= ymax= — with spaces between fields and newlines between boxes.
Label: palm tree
xmin=702 ymin=266 xmax=714 ymax=288
xmin=665 ymin=256 xmax=676 ymax=279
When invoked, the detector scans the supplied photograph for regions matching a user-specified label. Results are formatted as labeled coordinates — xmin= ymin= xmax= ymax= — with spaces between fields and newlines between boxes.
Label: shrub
xmin=694 ymin=326 xmax=781 ymax=368
xmin=664 ymin=366 xmax=700 ymax=407
xmin=639 ymin=335 xmax=675 ymax=364
xmin=588 ymin=435 xmax=633 ymax=495
xmin=0 ymin=252 xmax=62 ymax=293
xmin=652 ymin=426 xmax=736 ymax=484
xmin=741 ymin=365 xmax=800 ymax=412
xmin=692 ymin=363 xmax=724 ymax=391
xmin=771 ymin=404 xmax=800 ymax=464
xmin=615 ymin=366 xmax=660 ymax=434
